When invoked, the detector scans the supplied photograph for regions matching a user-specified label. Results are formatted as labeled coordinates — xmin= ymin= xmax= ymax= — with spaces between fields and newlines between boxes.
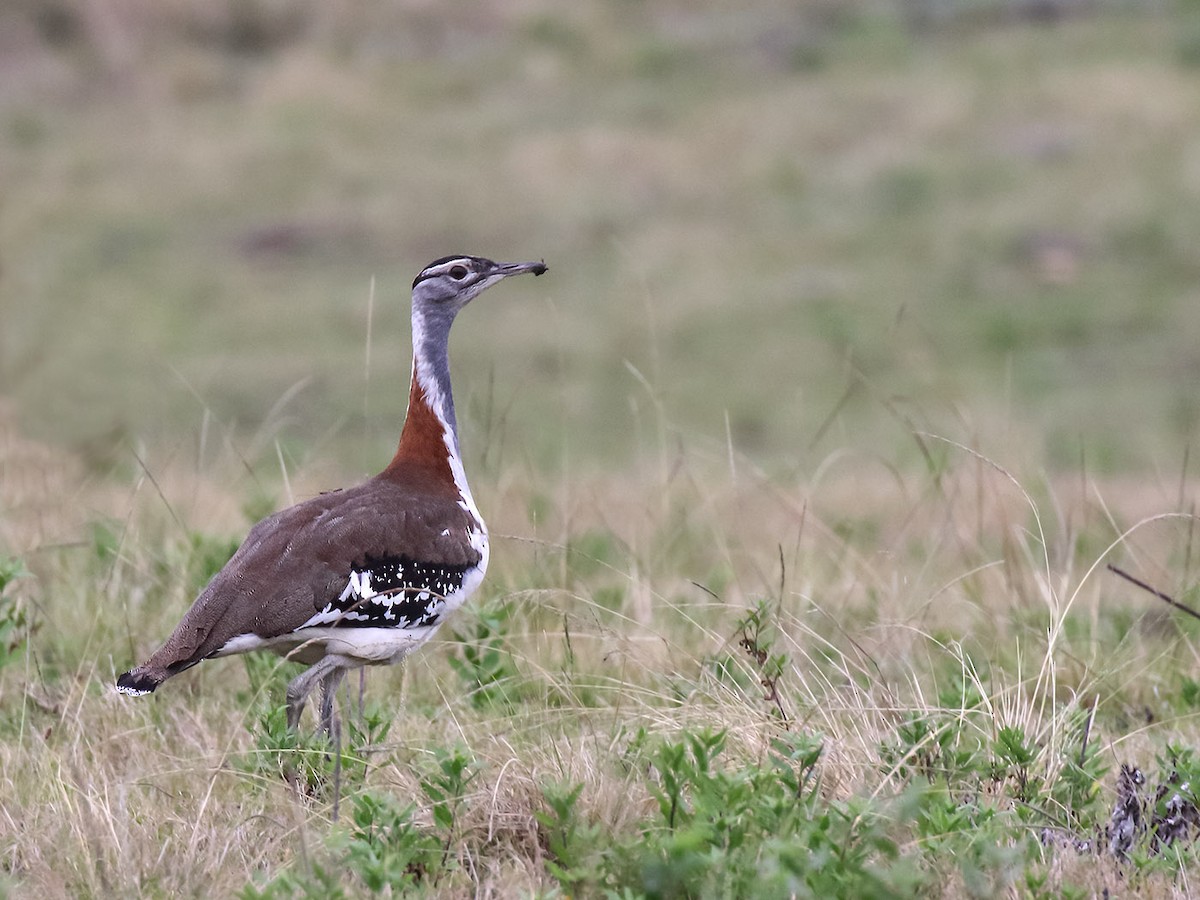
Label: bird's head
xmin=411 ymin=255 xmax=547 ymax=318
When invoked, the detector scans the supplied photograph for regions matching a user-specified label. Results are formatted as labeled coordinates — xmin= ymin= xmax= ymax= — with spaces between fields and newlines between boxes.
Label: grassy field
xmin=4 ymin=1 xmax=1200 ymax=896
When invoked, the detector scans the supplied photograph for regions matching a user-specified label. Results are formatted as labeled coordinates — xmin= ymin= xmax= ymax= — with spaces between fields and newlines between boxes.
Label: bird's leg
xmin=331 ymin=712 xmax=343 ymax=822
xmin=321 ymin=668 xmax=347 ymax=823
xmin=285 ymin=654 xmax=352 ymax=732
xmin=319 ymin=666 xmax=347 ymax=740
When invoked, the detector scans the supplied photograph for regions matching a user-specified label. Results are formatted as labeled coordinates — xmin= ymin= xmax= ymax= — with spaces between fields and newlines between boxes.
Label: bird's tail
xmin=116 ymin=666 xmax=166 ymax=696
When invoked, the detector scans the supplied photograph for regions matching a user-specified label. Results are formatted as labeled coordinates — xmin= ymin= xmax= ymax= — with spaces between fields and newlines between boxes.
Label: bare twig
xmin=1106 ymin=564 xmax=1200 ymax=623
xmin=1079 ymin=694 xmax=1098 ymax=767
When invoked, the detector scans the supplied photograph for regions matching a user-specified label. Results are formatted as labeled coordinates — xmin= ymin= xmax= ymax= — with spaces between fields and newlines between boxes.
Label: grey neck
xmin=411 ymin=304 xmax=460 ymax=451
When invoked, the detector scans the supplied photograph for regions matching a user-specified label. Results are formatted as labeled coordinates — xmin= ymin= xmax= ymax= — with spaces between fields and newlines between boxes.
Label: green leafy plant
xmin=732 ymin=599 xmax=790 ymax=719
xmin=535 ymin=780 xmax=604 ymax=889
xmin=0 ymin=557 xmax=33 ymax=670
xmin=991 ymin=724 xmax=1040 ymax=804
xmin=420 ymin=744 xmax=478 ymax=875
xmin=240 ymin=703 xmax=339 ymax=796
xmin=242 ymin=791 xmax=441 ymax=898
xmin=343 ymin=791 xmax=442 ymax=891
xmin=238 ymin=688 xmax=392 ymax=801
xmin=448 ymin=601 xmax=519 ymax=709
xmin=881 ymin=708 xmax=984 ymax=786
xmin=1050 ymin=727 xmax=1107 ymax=832
xmin=609 ymin=727 xmax=922 ymax=899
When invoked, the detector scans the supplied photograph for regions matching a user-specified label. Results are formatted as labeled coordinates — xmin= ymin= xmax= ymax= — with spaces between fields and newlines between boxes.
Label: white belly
xmin=215 ymin=624 xmax=441 ymax=666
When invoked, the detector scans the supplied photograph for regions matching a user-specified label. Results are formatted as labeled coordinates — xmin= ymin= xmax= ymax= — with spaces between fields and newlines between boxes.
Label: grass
xmin=4 ymin=1 xmax=1200 ymax=896
xmin=5 ymin=413 xmax=1200 ymax=896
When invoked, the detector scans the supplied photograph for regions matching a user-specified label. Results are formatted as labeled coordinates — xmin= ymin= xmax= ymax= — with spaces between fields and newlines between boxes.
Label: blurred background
xmin=2 ymin=0 xmax=1199 ymax=490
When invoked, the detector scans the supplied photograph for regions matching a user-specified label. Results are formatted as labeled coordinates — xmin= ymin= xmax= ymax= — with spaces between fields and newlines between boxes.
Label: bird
xmin=116 ymin=255 xmax=548 ymax=734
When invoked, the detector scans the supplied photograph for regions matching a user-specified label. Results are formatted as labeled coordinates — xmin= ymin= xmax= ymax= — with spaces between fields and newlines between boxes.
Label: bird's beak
xmin=494 ymin=260 xmax=548 ymax=278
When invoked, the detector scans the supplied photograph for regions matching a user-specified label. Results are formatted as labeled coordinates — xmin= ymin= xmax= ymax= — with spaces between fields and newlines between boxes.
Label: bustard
xmin=117 ymin=255 xmax=547 ymax=732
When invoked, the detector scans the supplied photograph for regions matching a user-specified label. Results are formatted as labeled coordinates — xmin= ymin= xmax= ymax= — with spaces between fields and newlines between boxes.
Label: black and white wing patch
xmin=301 ymin=554 xmax=471 ymax=630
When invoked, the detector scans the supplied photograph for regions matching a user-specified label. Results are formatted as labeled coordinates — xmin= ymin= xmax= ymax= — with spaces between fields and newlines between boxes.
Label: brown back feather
xmin=134 ymin=468 xmax=480 ymax=678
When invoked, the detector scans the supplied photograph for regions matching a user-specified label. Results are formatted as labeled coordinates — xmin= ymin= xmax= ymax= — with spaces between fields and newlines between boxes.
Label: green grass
xmin=5 ymin=433 xmax=1200 ymax=895
xmin=5 ymin=2 xmax=1200 ymax=897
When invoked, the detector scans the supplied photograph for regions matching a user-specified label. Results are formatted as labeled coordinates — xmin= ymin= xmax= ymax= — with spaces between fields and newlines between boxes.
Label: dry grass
xmin=3 ymin=399 xmax=1200 ymax=894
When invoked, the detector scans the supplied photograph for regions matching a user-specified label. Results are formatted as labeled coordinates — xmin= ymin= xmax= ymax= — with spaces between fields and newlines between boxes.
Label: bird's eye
xmin=449 ymin=265 xmax=469 ymax=280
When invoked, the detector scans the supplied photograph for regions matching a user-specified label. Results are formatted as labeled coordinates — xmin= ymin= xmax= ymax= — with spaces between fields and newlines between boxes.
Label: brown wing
xmin=118 ymin=472 xmax=480 ymax=691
